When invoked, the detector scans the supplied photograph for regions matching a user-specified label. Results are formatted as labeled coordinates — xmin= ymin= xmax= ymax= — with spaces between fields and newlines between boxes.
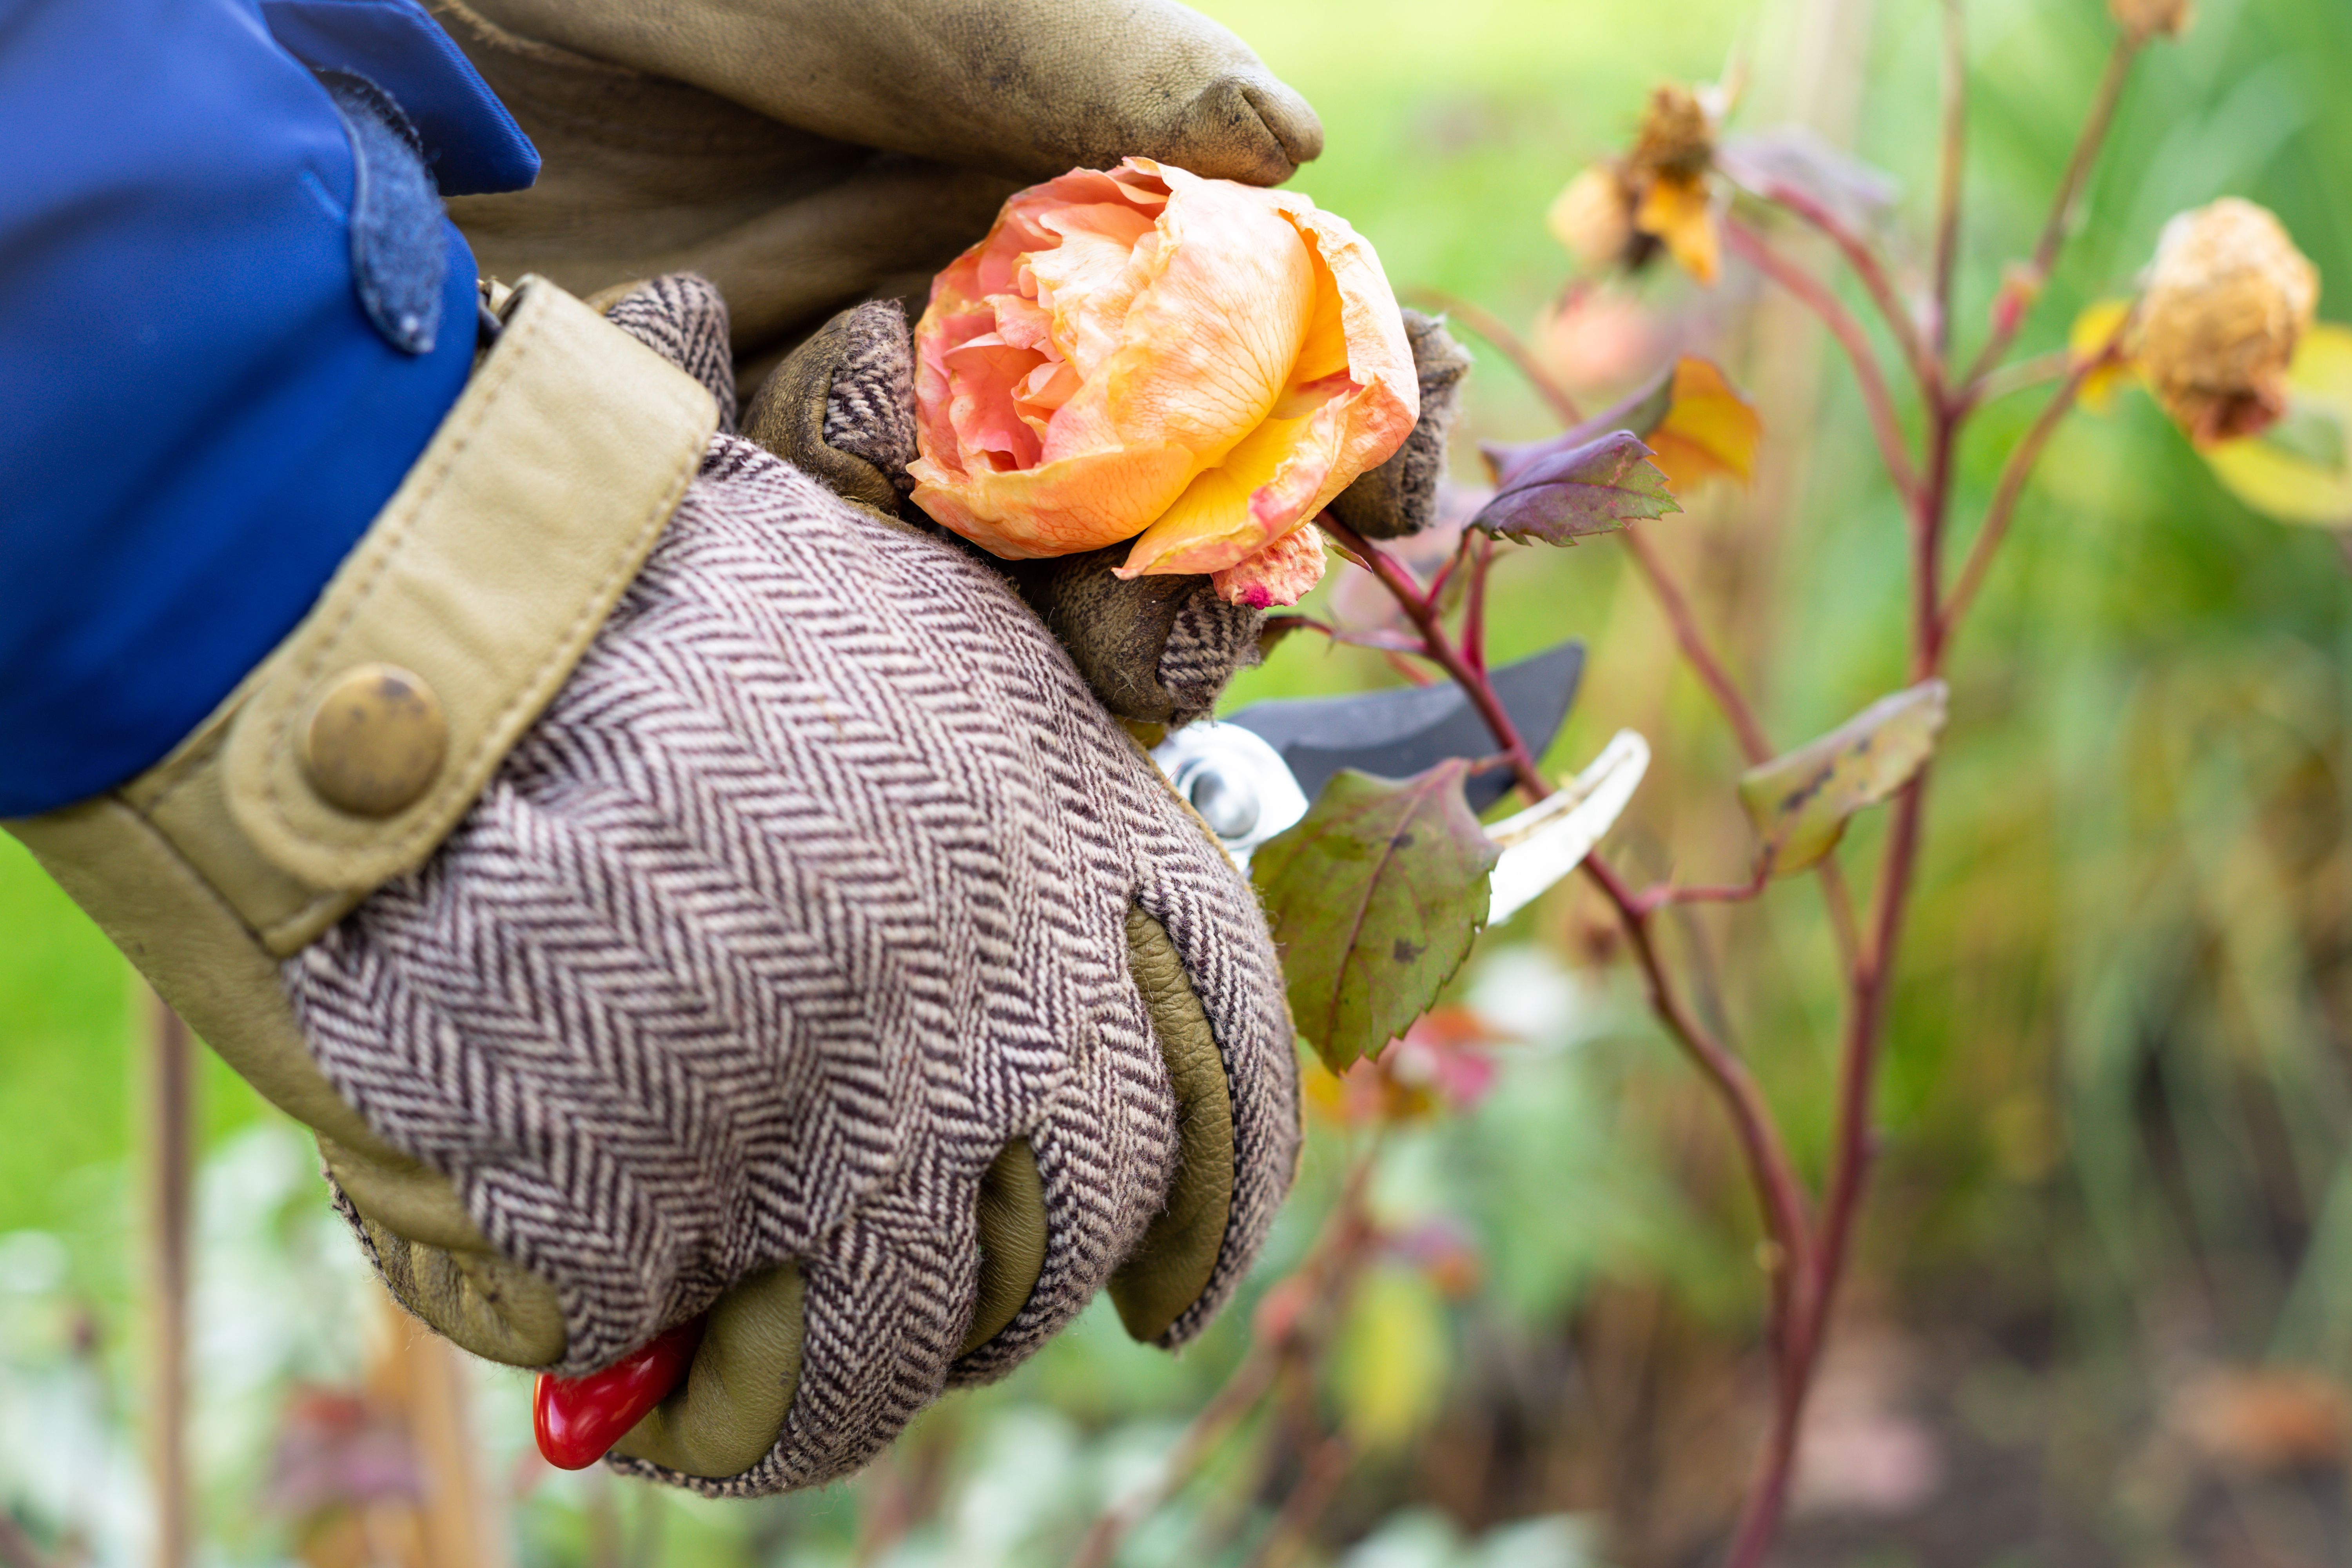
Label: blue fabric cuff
xmin=261 ymin=0 xmax=539 ymax=195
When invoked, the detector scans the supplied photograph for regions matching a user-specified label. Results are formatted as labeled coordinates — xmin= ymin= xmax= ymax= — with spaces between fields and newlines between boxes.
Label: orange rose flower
xmin=906 ymin=158 xmax=1419 ymax=607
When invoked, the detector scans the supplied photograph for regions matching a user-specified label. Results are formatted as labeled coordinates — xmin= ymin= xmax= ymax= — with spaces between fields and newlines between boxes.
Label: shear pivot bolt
xmin=301 ymin=664 xmax=448 ymax=817
xmin=1186 ymin=766 xmax=1261 ymax=840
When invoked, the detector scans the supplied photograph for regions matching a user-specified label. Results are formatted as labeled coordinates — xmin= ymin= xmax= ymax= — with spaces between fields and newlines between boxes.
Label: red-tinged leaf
xmin=1252 ymin=761 xmax=1500 ymax=1073
xmin=1468 ymin=430 xmax=1680 ymax=546
xmin=1484 ymin=354 xmax=1758 ymax=495
xmin=1738 ymin=681 xmax=1947 ymax=875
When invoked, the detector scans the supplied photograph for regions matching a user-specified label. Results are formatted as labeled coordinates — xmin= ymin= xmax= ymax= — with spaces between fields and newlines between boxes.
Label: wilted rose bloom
xmin=2140 ymin=198 xmax=2319 ymax=445
xmin=906 ymin=158 xmax=1418 ymax=607
xmin=1546 ymin=83 xmax=1722 ymax=285
xmin=1548 ymin=165 xmax=1637 ymax=272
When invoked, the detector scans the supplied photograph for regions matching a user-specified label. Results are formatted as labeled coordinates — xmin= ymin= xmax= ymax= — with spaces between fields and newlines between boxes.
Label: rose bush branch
xmin=1619 ymin=526 xmax=1775 ymax=763
xmin=1724 ymin=218 xmax=1922 ymax=503
xmin=1750 ymin=178 xmax=1940 ymax=400
xmin=1318 ymin=514 xmax=1818 ymax=1352
xmin=1930 ymin=0 xmax=1969 ymax=356
xmin=1617 ymin=521 xmax=1867 ymax=973
xmin=1632 ymin=864 xmax=1772 ymax=917
xmin=1941 ymin=320 xmax=2133 ymax=641
xmin=1410 ymin=288 xmax=1586 ymax=427
xmin=1965 ymin=34 xmax=2145 ymax=385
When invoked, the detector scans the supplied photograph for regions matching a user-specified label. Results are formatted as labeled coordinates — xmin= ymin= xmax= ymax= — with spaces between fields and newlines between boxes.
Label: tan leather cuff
xmin=5 ymin=275 xmax=717 ymax=1154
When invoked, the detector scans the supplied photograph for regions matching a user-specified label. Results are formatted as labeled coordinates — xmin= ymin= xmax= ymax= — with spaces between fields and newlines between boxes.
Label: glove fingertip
xmin=1328 ymin=308 xmax=1473 ymax=541
xmin=599 ymin=273 xmax=739 ymax=432
xmin=741 ymin=302 xmax=914 ymax=517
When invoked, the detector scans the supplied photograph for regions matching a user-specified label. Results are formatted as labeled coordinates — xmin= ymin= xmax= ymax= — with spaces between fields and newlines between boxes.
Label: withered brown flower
xmin=2139 ymin=198 xmax=2318 ymax=445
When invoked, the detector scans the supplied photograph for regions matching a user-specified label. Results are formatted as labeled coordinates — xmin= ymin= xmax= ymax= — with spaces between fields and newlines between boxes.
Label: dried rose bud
xmin=1630 ymin=83 xmax=1715 ymax=179
xmin=2140 ymin=197 xmax=2318 ymax=445
xmin=1548 ymin=164 xmax=1637 ymax=270
xmin=2109 ymin=0 xmax=2192 ymax=42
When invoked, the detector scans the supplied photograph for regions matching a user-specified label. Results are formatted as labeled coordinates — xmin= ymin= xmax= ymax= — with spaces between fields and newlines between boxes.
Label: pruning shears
xmin=1150 ymin=640 xmax=1648 ymax=921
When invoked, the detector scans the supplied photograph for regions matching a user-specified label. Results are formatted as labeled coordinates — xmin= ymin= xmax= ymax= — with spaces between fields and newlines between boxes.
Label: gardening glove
xmin=291 ymin=276 xmax=1301 ymax=1492
xmin=743 ymin=298 xmax=1477 ymax=728
xmin=14 ymin=274 xmax=1299 ymax=1496
xmin=426 ymin=0 xmax=1324 ymax=396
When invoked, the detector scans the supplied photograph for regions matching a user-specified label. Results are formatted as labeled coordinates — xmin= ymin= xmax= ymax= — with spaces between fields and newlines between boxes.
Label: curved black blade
xmin=1224 ymin=640 xmax=1584 ymax=814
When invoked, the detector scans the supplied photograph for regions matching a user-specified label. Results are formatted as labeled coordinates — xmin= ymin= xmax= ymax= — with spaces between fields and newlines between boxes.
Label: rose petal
xmin=1271 ymin=196 xmax=1420 ymax=434
xmin=1634 ymin=173 xmax=1720 ymax=285
xmin=942 ymin=336 xmax=1046 ymax=470
xmin=1210 ymin=523 xmax=1328 ymax=608
xmin=1117 ymin=197 xmax=1419 ymax=578
xmin=911 ymin=158 xmax=1417 ymax=564
xmin=1040 ymin=165 xmax=1317 ymax=469
xmin=908 ymin=439 xmax=1197 ymax=559
xmin=1027 ymin=201 xmax=1158 ymax=375
xmin=1116 ymin=383 xmax=1361 ymax=576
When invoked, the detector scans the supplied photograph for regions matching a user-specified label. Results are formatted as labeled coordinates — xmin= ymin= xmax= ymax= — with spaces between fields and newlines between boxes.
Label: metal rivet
xmin=300 ymin=664 xmax=448 ymax=817
xmin=1187 ymin=765 xmax=1261 ymax=841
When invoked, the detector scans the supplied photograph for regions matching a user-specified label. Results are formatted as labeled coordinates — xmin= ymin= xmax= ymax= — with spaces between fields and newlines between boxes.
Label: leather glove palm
xmin=428 ymin=0 xmax=1323 ymax=392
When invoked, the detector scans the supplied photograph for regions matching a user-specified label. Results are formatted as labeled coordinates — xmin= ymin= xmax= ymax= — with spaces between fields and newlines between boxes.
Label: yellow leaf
xmin=1329 ymin=1265 xmax=1450 ymax=1451
xmin=1649 ymin=356 xmax=1762 ymax=491
xmin=1739 ymin=681 xmax=1947 ymax=876
xmin=2068 ymin=298 xmax=2138 ymax=414
xmin=1634 ymin=172 xmax=1719 ymax=286
xmin=2203 ymin=322 xmax=2352 ymax=527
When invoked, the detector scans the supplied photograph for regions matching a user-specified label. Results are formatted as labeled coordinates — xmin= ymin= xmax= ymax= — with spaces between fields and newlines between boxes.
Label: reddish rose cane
xmin=533 ymin=1317 xmax=704 ymax=1470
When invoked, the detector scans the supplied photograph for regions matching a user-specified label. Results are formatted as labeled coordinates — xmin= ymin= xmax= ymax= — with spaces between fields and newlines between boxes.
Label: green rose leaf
xmin=1253 ymin=760 xmax=1500 ymax=1073
xmin=1739 ymin=680 xmax=1948 ymax=876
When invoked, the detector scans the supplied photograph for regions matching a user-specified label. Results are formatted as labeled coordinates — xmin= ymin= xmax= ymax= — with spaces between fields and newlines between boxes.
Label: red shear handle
xmin=533 ymin=1317 xmax=704 ymax=1470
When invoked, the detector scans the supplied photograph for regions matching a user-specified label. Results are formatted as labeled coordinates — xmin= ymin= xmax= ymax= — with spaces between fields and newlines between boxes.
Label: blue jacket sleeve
xmin=0 ymin=0 xmax=536 ymax=817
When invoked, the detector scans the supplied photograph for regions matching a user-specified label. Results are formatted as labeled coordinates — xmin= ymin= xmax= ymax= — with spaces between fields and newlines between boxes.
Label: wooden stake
xmin=364 ymin=1292 xmax=512 ymax=1568
xmin=143 ymin=995 xmax=194 ymax=1568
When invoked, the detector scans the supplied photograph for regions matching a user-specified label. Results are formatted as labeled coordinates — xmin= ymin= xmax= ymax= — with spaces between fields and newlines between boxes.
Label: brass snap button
xmin=300 ymin=664 xmax=448 ymax=817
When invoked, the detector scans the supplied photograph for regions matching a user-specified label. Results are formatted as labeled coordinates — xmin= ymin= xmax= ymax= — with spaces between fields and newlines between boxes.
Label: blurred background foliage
xmin=6 ymin=0 xmax=2352 ymax=1563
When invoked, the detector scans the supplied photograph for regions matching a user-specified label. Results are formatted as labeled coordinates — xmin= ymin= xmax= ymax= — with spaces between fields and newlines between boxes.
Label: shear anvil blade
xmin=1222 ymin=640 xmax=1584 ymax=815
xmin=1483 ymin=730 xmax=1650 ymax=924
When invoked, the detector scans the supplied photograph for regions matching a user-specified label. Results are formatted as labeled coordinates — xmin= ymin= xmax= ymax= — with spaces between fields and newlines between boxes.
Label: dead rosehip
xmin=1630 ymin=83 xmax=1716 ymax=180
xmin=533 ymin=1318 xmax=703 ymax=1470
xmin=2140 ymin=198 xmax=2319 ymax=445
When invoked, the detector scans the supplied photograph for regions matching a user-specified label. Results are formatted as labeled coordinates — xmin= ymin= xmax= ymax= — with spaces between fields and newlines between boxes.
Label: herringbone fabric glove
xmin=280 ymin=278 xmax=1300 ymax=1493
xmin=284 ymin=413 xmax=1298 ymax=1495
